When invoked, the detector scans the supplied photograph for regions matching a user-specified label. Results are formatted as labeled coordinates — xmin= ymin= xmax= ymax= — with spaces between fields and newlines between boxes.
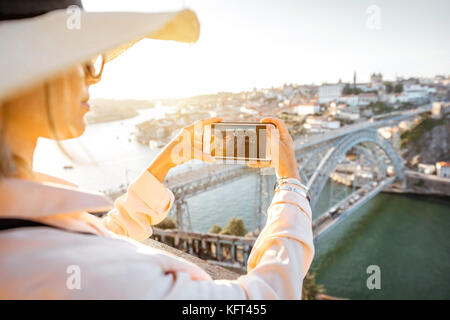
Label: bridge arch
xmin=306 ymin=129 xmax=404 ymax=210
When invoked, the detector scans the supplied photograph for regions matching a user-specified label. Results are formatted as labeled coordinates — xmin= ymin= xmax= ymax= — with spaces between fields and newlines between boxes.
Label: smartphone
xmin=203 ymin=122 xmax=275 ymax=162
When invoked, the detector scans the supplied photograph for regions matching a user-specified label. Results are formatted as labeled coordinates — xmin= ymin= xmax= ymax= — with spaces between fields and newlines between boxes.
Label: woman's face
xmin=4 ymin=64 xmax=92 ymax=141
xmin=45 ymin=64 xmax=91 ymax=139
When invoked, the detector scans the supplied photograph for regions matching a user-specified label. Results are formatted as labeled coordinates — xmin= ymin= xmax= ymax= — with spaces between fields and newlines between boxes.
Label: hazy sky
xmin=83 ymin=0 xmax=450 ymax=100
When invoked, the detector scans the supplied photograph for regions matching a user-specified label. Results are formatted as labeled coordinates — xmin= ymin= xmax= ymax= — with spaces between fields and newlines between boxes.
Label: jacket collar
xmin=0 ymin=172 xmax=114 ymax=219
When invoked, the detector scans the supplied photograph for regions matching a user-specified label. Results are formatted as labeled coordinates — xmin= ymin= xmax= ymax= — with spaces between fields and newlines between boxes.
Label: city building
xmin=303 ymin=116 xmax=340 ymax=133
xmin=328 ymin=102 xmax=347 ymax=116
xmin=386 ymin=89 xmax=430 ymax=105
xmin=398 ymin=120 xmax=414 ymax=131
xmin=378 ymin=127 xmax=401 ymax=151
xmin=336 ymin=110 xmax=360 ymax=121
xmin=370 ymin=73 xmax=383 ymax=86
xmin=318 ymin=83 xmax=345 ymax=104
xmin=432 ymin=102 xmax=443 ymax=118
xmin=291 ymin=103 xmax=320 ymax=115
xmin=358 ymin=93 xmax=378 ymax=106
xmin=404 ymin=84 xmax=435 ymax=95
xmin=431 ymin=102 xmax=450 ymax=119
xmin=436 ymin=162 xmax=450 ymax=178
xmin=434 ymin=75 xmax=445 ymax=85
xmin=239 ymin=106 xmax=258 ymax=116
xmin=418 ymin=163 xmax=436 ymax=175
xmin=355 ymin=83 xmax=373 ymax=92
xmin=337 ymin=94 xmax=359 ymax=107
xmin=369 ymin=73 xmax=384 ymax=91
xmin=303 ymin=116 xmax=341 ymax=132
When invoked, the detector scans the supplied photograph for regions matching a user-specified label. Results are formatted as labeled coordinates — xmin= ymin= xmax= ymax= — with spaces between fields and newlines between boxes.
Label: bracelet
xmin=277 ymin=178 xmax=308 ymax=191
xmin=276 ymin=185 xmax=311 ymax=202
xmin=274 ymin=178 xmax=311 ymax=202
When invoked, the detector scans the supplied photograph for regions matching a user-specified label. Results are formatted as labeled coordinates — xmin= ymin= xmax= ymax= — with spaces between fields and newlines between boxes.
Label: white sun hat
xmin=0 ymin=1 xmax=200 ymax=101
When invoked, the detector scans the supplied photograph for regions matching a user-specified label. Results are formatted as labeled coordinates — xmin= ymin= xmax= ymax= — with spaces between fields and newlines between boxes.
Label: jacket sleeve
xmin=101 ymin=169 xmax=174 ymax=241
xmin=238 ymin=185 xmax=315 ymax=299
xmin=155 ymin=181 xmax=315 ymax=300
xmin=100 ymin=174 xmax=313 ymax=299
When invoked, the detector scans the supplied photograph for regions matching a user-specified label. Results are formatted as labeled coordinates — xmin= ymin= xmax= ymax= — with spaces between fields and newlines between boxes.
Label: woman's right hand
xmin=147 ymin=117 xmax=222 ymax=183
xmin=248 ymin=117 xmax=301 ymax=181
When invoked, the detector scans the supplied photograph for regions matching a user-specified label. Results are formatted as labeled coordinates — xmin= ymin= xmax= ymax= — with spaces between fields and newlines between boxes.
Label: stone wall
xmin=385 ymin=170 xmax=450 ymax=197
xmin=141 ymin=238 xmax=239 ymax=280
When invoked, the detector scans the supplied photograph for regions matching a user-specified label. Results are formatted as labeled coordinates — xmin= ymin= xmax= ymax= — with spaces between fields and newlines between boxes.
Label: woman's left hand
xmin=147 ymin=117 xmax=222 ymax=183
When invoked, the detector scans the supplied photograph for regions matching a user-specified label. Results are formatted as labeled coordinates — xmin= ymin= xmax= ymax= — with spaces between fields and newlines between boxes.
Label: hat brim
xmin=0 ymin=9 xmax=200 ymax=101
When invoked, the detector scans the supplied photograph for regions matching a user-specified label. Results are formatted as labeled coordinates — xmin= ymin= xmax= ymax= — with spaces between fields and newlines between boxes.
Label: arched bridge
xmin=300 ymin=128 xmax=404 ymax=209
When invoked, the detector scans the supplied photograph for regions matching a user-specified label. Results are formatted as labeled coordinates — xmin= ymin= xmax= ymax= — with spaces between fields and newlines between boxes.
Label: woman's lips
xmin=81 ymin=101 xmax=90 ymax=110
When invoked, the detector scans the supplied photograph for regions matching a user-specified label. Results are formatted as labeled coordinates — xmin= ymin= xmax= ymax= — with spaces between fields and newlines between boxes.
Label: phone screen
xmin=204 ymin=123 xmax=271 ymax=162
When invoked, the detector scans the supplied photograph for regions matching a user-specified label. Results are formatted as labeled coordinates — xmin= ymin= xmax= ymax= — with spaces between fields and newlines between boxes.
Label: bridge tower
xmin=254 ymin=172 xmax=272 ymax=232
xmin=175 ymin=199 xmax=192 ymax=231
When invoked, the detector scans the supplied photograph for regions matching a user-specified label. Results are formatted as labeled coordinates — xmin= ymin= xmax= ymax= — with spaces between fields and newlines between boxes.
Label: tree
xmin=394 ymin=83 xmax=403 ymax=93
xmin=385 ymin=82 xmax=393 ymax=94
xmin=368 ymin=101 xmax=391 ymax=115
xmin=208 ymin=224 xmax=222 ymax=234
xmin=219 ymin=217 xmax=248 ymax=236
xmin=155 ymin=217 xmax=177 ymax=229
xmin=343 ymin=84 xmax=362 ymax=95
xmin=343 ymin=84 xmax=352 ymax=95
xmin=302 ymin=272 xmax=326 ymax=300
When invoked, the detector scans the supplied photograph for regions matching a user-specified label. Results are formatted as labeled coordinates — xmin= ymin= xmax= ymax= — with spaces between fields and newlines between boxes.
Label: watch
xmin=274 ymin=178 xmax=311 ymax=202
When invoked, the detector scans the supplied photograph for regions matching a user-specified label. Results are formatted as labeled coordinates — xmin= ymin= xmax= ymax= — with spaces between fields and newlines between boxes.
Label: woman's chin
xmin=51 ymin=122 xmax=86 ymax=140
xmin=70 ymin=124 xmax=86 ymax=139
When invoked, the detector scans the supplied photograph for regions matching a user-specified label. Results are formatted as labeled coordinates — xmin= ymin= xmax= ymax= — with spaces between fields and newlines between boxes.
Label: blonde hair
xmin=0 ymin=81 xmax=74 ymax=179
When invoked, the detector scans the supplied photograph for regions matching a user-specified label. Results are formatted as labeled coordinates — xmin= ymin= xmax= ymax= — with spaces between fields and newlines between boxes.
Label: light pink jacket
xmin=0 ymin=169 xmax=314 ymax=299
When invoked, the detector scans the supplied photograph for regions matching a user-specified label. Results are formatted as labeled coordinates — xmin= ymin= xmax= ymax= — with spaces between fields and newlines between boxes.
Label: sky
xmin=82 ymin=0 xmax=450 ymax=100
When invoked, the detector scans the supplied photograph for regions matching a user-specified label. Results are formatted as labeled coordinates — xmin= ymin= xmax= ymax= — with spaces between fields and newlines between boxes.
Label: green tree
xmin=394 ymin=83 xmax=403 ymax=93
xmin=343 ymin=84 xmax=352 ymax=95
xmin=343 ymin=84 xmax=362 ymax=95
xmin=155 ymin=217 xmax=177 ymax=229
xmin=219 ymin=217 xmax=247 ymax=236
xmin=208 ymin=224 xmax=222 ymax=234
xmin=385 ymin=82 xmax=393 ymax=94
xmin=302 ymin=272 xmax=326 ymax=300
xmin=368 ymin=101 xmax=391 ymax=115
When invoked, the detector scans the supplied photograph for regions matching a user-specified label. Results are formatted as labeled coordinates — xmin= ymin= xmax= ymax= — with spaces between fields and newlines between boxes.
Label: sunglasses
xmin=83 ymin=54 xmax=104 ymax=83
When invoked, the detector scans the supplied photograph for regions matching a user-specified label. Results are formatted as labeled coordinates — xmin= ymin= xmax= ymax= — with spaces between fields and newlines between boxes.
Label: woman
xmin=0 ymin=1 xmax=314 ymax=299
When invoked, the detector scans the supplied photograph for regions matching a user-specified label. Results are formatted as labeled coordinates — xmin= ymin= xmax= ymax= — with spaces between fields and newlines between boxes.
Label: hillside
xmin=401 ymin=114 xmax=449 ymax=166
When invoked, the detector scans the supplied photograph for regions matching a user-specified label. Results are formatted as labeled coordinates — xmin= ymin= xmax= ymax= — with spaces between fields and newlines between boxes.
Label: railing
xmin=152 ymin=228 xmax=256 ymax=271
xmin=167 ymin=164 xmax=254 ymax=200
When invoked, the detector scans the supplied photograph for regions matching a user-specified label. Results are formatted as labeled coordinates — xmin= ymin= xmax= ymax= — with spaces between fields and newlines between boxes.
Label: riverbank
xmin=383 ymin=170 xmax=450 ymax=197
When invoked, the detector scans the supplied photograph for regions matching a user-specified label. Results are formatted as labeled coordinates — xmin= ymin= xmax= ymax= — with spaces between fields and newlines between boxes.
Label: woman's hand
xmin=147 ymin=117 xmax=222 ymax=183
xmin=248 ymin=117 xmax=301 ymax=181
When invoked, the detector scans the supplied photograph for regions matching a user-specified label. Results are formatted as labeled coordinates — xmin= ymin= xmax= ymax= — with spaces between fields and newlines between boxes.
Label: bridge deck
xmin=313 ymin=176 xmax=395 ymax=240
xmin=166 ymin=164 xmax=245 ymax=189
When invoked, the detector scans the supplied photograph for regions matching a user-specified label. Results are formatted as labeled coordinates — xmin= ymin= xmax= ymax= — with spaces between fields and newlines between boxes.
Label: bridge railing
xmin=152 ymin=228 xmax=256 ymax=270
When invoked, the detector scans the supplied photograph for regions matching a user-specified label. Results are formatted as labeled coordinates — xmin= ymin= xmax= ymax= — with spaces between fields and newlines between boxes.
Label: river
xmin=33 ymin=110 xmax=450 ymax=299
